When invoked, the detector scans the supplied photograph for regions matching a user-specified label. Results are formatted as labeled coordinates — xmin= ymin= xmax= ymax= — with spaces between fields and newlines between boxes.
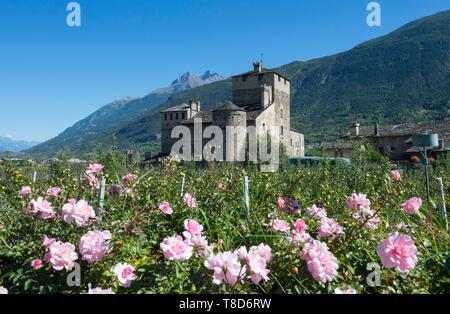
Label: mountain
xmin=153 ymin=71 xmax=224 ymax=94
xmin=0 ymin=136 xmax=39 ymax=152
xmin=27 ymin=71 xmax=224 ymax=157
xmin=28 ymin=10 xmax=450 ymax=157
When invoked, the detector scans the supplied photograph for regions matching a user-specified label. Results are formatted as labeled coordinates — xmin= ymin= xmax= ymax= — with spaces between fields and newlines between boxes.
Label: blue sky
xmin=0 ymin=0 xmax=449 ymax=142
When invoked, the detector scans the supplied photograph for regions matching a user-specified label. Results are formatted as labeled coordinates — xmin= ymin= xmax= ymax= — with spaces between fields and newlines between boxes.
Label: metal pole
xmin=436 ymin=177 xmax=448 ymax=232
xmin=99 ymin=177 xmax=106 ymax=209
xmin=180 ymin=174 xmax=186 ymax=197
xmin=243 ymin=176 xmax=250 ymax=217
xmin=424 ymin=148 xmax=431 ymax=203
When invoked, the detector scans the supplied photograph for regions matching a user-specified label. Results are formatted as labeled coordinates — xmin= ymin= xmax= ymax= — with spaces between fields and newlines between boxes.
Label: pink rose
xmin=184 ymin=219 xmax=204 ymax=235
xmin=85 ymin=173 xmax=100 ymax=190
xmin=160 ymin=235 xmax=193 ymax=261
xmin=31 ymin=259 xmax=43 ymax=270
xmin=317 ymin=217 xmax=344 ymax=239
xmin=204 ymin=251 xmax=245 ymax=286
xmin=183 ymin=193 xmax=197 ymax=208
xmin=42 ymin=235 xmax=56 ymax=247
xmin=269 ymin=218 xmax=290 ymax=233
xmin=294 ymin=219 xmax=308 ymax=233
xmin=347 ymin=193 xmax=371 ymax=211
xmin=46 ymin=187 xmax=62 ymax=197
xmin=86 ymin=163 xmax=104 ymax=174
xmin=402 ymin=197 xmax=422 ymax=214
xmin=122 ymin=173 xmax=138 ymax=186
xmin=391 ymin=170 xmax=401 ymax=181
xmin=377 ymin=232 xmax=417 ymax=273
xmin=302 ymin=240 xmax=339 ymax=283
xmin=63 ymin=199 xmax=96 ymax=227
xmin=28 ymin=197 xmax=56 ymax=219
xmin=306 ymin=205 xmax=327 ymax=220
xmin=44 ymin=241 xmax=78 ymax=271
xmin=79 ymin=230 xmax=112 ymax=263
xmin=159 ymin=201 xmax=173 ymax=215
xmin=112 ymin=263 xmax=136 ymax=288
xmin=19 ymin=186 xmax=32 ymax=198
xmin=277 ymin=197 xmax=285 ymax=209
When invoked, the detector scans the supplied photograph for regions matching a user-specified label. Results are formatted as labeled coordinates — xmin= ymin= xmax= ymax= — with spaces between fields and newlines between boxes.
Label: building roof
xmin=213 ymin=102 xmax=245 ymax=112
xmin=232 ymin=68 xmax=290 ymax=81
xmin=181 ymin=111 xmax=213 ymax=124
xmin=321 ymin=140 xmax=353 ymax=150
xmin=161 ymin=103 xmax=190 ymax=113
xmin=355 ymin=120 xmax=450 ymax=141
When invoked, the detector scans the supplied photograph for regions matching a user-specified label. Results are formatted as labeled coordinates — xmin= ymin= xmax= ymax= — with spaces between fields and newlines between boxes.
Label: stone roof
xmin=355 ymin=120 xmax=450 ymax=141
xmin=181 ymin=112 xmax=213 ymax=124
xmin=161 ymin=103 xmax=190 ymax=113
xmin=213 ymin=102 xmax=245 ymax=112
xmin=232 ymin=68 xmax=290 ymax=81
xmin=321 ymin=140 xmax=353 ymax=150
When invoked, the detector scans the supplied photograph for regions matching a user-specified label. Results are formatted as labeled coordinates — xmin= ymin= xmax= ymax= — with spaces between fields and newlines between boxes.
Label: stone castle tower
xmin=157 ymin=62 xmax=304 ymax=160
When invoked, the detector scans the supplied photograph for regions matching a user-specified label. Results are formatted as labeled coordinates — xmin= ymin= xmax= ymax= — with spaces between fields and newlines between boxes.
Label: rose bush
xmin=0 ymin=155 xmax=449 ymax=294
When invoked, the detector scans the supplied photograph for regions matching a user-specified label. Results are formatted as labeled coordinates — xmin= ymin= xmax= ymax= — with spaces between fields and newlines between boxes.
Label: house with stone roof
xmin=321 ymin=121 xmax=450 ymax=161
xmin=156 ymin=62 xmax=305 ymax=161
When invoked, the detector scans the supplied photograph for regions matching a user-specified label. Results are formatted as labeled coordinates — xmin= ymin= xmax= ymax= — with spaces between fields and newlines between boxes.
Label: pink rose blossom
xmin=44 ymin=241 xmax=78 ymax=271
xmin=122 ymin=173 xmax=138 ymax=186
xmin=42 ymin=235 xmax=56 ymax=247
xmin=159 ymin=201 xmax=173 ymax=215
xmin=335 ymin=288 xmax=357 ymax=294
xmin=183 ymin=193 xmax=197 ymax=208
xmin=79 ymin=230 xmax=112 ymax=263
xmin=85 ymin=173 xmax=100 ymax=190
xmin=402 ymin=197 xmax=422 ymax=214
xmin=182 ymin=231 xmax=209 ymax=248
xmin=28 ymin=197 xmax=56 ymax=219
xmin=302 ymin=240 xmax=339 ymax=283
xmin=294 ymin=219 xmax=308 ymax=233
xmin=288 ymin=231 xmax=313 ymax=247
xmin=31 ymin=259 xmax=43 ymax=270
xmin=277 ymin=197 xmax=285 ymax=209
xmin=46 ymin=187 xmax=62 ymax=197
xmin=19 ymin=186 xmax=32 ymax=197
xmin=86 ymin=163 xmax=104 ymax=174
xmin=346 ymin=193 xmax=371 ymax=211
xmin=63 ymin=199 xmax=96 ymax=227
xmin=269 ymin=218 xmax=291 ymax=233
xmin=377 ymin=232 xmax=418 ymax=273
xmin=112 ymin=263 xmax=136 ymax=288
xmin=204 ymin=251 xmax=246 ymax=286
xmin=391 ymin=170 xmax=401 ymax=181
xmin=317 ymin=217 xmax=345 ymax=239
xmin=216 ymin=183 xmax=224 ymax=190
xmin=184 ymin=219 xmax=204 ymax=235
xmin=160 ymin=235 xmax=193 ymax=261
xmin=306 ymin=205 xmax=327 ymax=220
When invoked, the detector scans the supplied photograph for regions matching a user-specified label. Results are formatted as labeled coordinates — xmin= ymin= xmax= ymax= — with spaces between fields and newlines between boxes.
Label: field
xmin=0 ymin=151 xmax=449 ymax=294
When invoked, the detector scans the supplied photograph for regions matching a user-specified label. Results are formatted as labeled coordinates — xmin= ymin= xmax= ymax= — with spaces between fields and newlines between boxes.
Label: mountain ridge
xmin=27 ymin=10 xmax=450 ymax=158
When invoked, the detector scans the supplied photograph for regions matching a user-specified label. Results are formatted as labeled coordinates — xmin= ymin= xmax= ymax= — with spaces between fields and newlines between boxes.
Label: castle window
xmin=290 ymin=139 xmax=293 ymax=146
xmin=243 ymin=76 xmax=247 ymax=82
xmin=170 ymin=113 xmax=173 ymax=120
xmin=262 ymin=123 xmax=266 ymax=131
xmin=280 ymin=126 xmax=284 ymax=136
xmin=182 ymin=112 xmax=186 ymax=120
xmin=176 ymin=113 xmax=179 ymax=120
xmin=280 ymin=108 xmax=284 ymax=118
xmin=164 ymin=114 xmax=167 ymax=120
xmin=284 ymin=78 xmax=287 ymax=84
xmin=278 ymin=76 xmax=281 ymax=82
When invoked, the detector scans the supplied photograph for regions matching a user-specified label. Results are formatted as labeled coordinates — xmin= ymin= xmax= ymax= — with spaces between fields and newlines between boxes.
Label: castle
xmin=159 ymin=62 xmax=305 ymax=161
